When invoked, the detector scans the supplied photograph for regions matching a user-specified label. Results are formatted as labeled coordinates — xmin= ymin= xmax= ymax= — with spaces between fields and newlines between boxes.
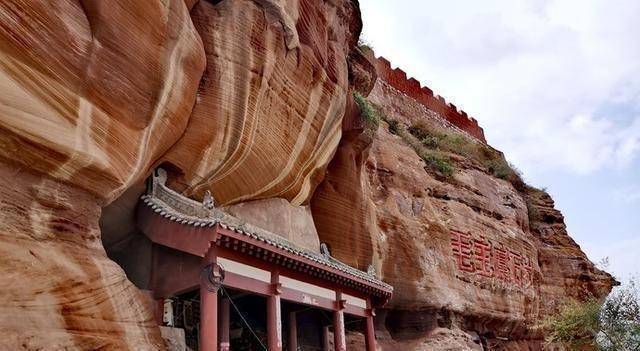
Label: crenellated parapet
xmin=373 ymin=56 xmax=486 ymax=142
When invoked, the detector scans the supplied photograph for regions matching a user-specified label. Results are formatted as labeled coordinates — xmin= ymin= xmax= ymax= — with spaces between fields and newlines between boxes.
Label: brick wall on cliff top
xmin=374 ymin=56 xmax=486 ymax=142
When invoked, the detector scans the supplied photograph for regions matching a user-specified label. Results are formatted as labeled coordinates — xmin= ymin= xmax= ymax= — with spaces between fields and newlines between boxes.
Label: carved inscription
xmin=450 ymin=230 xmax=533 ymax=290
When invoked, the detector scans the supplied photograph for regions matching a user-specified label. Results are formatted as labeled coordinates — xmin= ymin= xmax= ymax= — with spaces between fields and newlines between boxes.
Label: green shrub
xmin=483 ymin=158 xmax=512 ymax=179
xmin=422 ymin=152 xmax=454 ymax=176
xmin=543 ymin=278 xmax=640 ymax=351
xmin=353 ymin=92 xmax=379 ymax=125
xmin=405 ymin=120 xmax=528 ymax=185
xmin=394 ymin=125 xmax=455 ymax=178
xmin=420 ymin=134 xmax=442 ymax=149
xmin=439 ymin=134 xmax=476 ymax=157
xmin=352 ymin=92 xmax=379 ymax=138
xmin=543 ymin=298 xmax=601 ymax=350
xmin=411 ymin=125 xmax=479 ymax=159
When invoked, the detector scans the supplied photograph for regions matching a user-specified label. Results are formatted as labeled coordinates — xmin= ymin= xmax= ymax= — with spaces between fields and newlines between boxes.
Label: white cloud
xmin=361 ymin=0 xmax=640 ymax=177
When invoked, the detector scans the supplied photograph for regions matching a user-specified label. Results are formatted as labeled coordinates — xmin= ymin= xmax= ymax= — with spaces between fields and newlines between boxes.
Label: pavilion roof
xmin=140 ymin=169 xmax=393 ymax=296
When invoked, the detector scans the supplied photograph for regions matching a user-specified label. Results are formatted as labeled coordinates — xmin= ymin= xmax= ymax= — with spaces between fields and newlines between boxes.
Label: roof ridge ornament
xmin=202 ymin=190 xmax=216 ymax=210
xmin=150 ymin=168 xmax=169 ymax=194
xmin=367 ymin=264 xmax=377 ymax=277
xmin=320 ymin=243 xmax=331 ymax=258
xmin=148 ymin=168 xmax=215 ymax=219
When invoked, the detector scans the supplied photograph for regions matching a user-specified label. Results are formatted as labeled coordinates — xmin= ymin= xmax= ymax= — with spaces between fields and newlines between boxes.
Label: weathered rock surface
xmin=0 ymin=163 xmax=164 ymax=350
xmin=312 ymin=92 xmax=378 ymax=269
xmin=527 ymin=188 xmax=614 ymax=317
xmin=223 ymin=197 xmax=321 ymax=252
xmin=164 ymin=0 xmax=361 ymax=206
xmin=313 ymin=76 xmax=616 ymax=349
xmin=0 ymin=0 xmax=205 ymax=204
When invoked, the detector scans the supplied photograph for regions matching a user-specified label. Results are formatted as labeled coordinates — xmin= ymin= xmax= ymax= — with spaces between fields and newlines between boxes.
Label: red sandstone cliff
xmin=0 ymin=0 xmax=614 ymax=350
xmin=311 ymin=49 xmax=615 ymax=350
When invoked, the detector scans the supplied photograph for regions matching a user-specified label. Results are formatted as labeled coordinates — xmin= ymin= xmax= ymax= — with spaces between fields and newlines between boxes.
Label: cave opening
xmin=100 ymin=164 xmax=182 ymax=289
xmin=99 ymin=178 xmax=153 ymax=289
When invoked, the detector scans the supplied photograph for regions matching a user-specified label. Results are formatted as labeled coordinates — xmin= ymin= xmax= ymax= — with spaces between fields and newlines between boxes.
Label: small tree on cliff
xmin=544 ymin=278 xmax=640 ymax=350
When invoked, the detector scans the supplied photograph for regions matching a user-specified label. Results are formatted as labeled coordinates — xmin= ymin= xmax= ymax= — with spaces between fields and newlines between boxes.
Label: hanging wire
xmin=220 ymin=285 xmax=268 ymax=351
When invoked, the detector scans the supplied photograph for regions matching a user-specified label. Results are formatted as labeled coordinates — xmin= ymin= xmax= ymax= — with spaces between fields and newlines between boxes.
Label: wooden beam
xmin=216 ymin=226 xmax=391 ymax=299
xmin=151 ymin=245 xmax=371 ymax=318
xmin=223 ymin=271 xmax=271 ymax=296
xmin=216 ymin=246 xmax=375 ymax=307
xmin=141 ymin=204 xmax=391 ymax=303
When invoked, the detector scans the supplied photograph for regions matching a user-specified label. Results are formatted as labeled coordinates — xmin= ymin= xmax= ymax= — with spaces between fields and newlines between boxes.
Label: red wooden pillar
xmin=219 ymin=297 xmax=230 ymax=351
xmin=334 ymin=291 xmax=347 ymax=351
xmin=200 ymin=246 xmax=218 ymax=351
xmin=365 ymin=298 xmax=377 ymax=351
xmin=268 ymin=271 xmax=283 ymax=350
xmin=288 ymin=311 xmax=297 ymax=351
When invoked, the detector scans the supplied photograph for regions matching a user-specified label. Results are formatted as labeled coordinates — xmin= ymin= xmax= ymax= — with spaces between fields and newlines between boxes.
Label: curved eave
xmin=137 ymin=196 xmax=393 ymax=302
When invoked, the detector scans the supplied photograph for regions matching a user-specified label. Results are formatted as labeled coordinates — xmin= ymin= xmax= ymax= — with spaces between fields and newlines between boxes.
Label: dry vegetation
xmin=354 ymin=93 xmax=529 ymax=191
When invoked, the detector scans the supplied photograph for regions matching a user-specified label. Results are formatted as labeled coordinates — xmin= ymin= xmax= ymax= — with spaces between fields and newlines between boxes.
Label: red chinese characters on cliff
xmin=450 ymin=230 xmax=533 ymax=289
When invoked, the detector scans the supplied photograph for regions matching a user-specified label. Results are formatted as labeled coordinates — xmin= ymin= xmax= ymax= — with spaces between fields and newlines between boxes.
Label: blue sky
xmin=360 ymin=0 xmax=640 ymax=282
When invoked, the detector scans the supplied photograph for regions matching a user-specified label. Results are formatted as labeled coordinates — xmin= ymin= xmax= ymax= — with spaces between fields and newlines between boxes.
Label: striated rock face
xmin=311 ymin=91 xmax=378 ymax=269
xmin=0 ymin=0 xmax=205 ymax=204
xmin=0 ymin=1 xmax=203 ymax=349
xmin=164 ymin=0 xmax=361 ymax=206
xmin=0 ymin=163 xmax=163 ymax=350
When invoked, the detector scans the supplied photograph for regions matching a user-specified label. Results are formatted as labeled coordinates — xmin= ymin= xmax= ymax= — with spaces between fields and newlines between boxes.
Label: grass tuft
xmin=391 ymin=120 xmax=455 ymax=177
xmin=353 ymin=92 xmax=380 ymax=137
xmin=405 ymin=121 xmax=526 ymax=188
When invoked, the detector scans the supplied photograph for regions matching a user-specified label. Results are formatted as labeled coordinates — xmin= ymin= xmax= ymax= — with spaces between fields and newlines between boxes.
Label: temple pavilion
xmin=136 ymin=169 xmax=393 ymax=350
